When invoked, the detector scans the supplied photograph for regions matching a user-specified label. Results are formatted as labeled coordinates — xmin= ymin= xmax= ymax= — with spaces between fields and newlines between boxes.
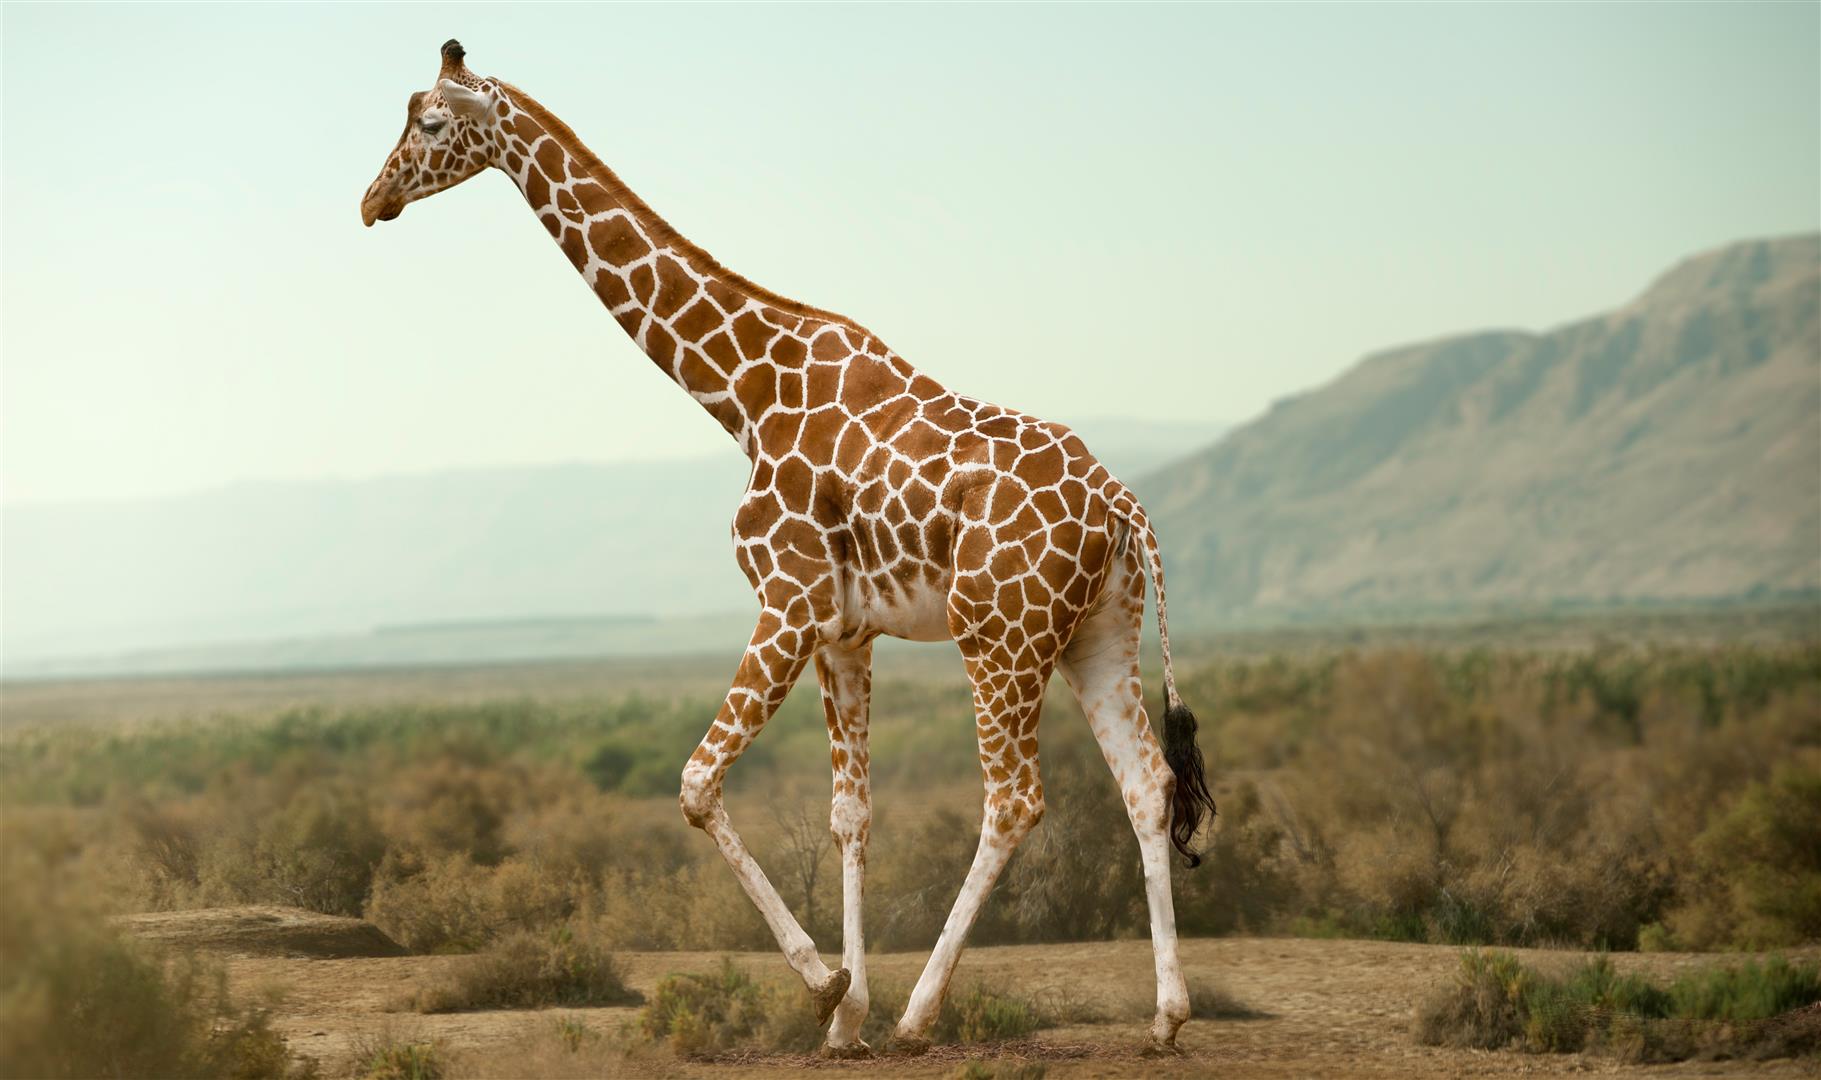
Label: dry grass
xmin=400 ymin=926 xmax=642 ymax=1013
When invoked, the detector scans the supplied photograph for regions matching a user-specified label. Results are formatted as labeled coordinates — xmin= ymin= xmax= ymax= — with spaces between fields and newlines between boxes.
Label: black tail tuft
xmin=1163 ymin=701 xmax=1216 ymax=868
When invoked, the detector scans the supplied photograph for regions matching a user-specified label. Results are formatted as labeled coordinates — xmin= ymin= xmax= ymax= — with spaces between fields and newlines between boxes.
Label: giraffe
xmin=361 ymin=40 xmax=1217 ymax=1055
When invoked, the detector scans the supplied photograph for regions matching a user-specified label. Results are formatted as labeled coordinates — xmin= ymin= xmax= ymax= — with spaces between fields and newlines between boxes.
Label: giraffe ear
xmin=438 ymin=79 xmax=495 ymax=121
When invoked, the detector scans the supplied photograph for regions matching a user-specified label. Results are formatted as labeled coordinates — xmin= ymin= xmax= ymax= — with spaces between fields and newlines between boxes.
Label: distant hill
xmin=1146 ymin=235 xmax=1821 ymax=623
xmin=0 ymin=415 xmax=1221 ymax=672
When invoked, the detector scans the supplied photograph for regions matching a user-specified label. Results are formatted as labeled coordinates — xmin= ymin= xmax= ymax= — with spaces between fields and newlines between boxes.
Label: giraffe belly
xmin=849 ymin=572 xmax=953 ymax=643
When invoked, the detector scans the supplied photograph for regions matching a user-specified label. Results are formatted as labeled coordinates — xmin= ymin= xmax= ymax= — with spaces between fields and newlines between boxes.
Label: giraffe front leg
xmin=679 ymin=609 xmax=848 ymax=1021
xmin=816 ymin=642 xmax=874 ymax=1056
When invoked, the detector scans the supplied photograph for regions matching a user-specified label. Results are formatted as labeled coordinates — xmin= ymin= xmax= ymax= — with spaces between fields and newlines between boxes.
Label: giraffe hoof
xmin=889 ymin=1033 xmax=931 ymax=1056
xmin=821 ymin=1038 xmax=872 ymax=1059
xmin=811 ymin=968 xmax=852 ymax=1026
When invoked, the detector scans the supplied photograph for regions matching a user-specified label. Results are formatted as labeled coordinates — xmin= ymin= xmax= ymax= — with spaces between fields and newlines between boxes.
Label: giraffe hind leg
xmin=816 ymin=642 xmax=875 ymax=1054
xmin=892 ymin=642 xmax=1054 ymax=1049
xmin=1058 ymin=553 xmax=1190 ymax=1050
xmin=679 ymin=611 xmax=848 ymax=1020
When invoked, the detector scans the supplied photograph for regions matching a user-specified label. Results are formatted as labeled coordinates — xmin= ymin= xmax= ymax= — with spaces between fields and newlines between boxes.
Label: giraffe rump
xmin=1162 ymin=700 xmax=1216 ymax=867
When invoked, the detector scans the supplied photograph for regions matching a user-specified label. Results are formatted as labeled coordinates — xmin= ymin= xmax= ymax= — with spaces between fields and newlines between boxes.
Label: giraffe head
xmin=361 ymin=40 xmax=504 ymax=226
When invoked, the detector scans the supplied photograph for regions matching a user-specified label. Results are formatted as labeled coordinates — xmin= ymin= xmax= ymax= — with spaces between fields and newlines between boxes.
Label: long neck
xmin=490 ymin=84 xmax=850 ymax=453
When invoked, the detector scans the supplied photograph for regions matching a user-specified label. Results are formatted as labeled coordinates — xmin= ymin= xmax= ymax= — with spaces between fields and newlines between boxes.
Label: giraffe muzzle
xmin=361 ymin=193 xmax=404 ymax=227
xmin=360 ymin=175 xmax=406 ymax=227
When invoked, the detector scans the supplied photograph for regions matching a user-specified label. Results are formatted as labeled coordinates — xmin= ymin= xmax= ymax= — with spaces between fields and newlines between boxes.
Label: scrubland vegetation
xmin=1414 ymin=949 xmax=1821 ymax=1060
xmin=1 ymin=637 xmax=1818 ymax=1070
xmin=0 ymin=817 xmax=317 ymax=1079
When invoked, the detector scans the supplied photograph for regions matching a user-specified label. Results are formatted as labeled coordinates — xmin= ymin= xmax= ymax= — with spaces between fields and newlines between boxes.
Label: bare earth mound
xmin=118 ymin=905 xmax=408 ymax=959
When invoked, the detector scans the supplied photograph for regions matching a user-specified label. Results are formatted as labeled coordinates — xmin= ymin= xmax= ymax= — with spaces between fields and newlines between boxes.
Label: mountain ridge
xmin=1146 ymin=233 xmax=1820 ymax=623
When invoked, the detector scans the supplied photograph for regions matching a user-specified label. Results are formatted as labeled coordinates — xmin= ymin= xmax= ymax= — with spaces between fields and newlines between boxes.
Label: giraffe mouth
xmin=361 ymin=195 xmax=404 ymax=227
xmin=361 ymin=176 xmax=406 ymax=227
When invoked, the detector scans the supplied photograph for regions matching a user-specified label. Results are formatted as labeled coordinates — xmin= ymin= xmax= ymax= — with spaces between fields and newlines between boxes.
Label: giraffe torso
xmin=731 ymin=316 xmax=1134 ymax=650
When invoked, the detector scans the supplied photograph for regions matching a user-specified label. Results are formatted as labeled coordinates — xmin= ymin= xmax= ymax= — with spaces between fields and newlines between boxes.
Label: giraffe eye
xmin=418 ymin=117 xmax=446 ymax=136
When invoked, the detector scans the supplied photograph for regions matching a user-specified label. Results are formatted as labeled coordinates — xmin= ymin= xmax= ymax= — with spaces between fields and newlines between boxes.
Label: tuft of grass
xmin=404 ymin=925 xmax=642 ymax=1013
xmin=638 ymin=961 xmax=1047 ymax=1059
xmin=1414 ymin=949 xmax=1821 ymax=1060
xmin=1412 ymin=949 xmax=1530 ymax=1050
xmin=863 ymin=978 xmax=1043 ymax=1047
xmin=441 ymin=1018 xmax=663 ymax=1078
xmin=549 ymin=1015 xmax=594 ymax=1052
xmin=358 ymin=1038 xmax=443 ymax=1080
xmin=638 ymin=958 xmax=818 ymax=1058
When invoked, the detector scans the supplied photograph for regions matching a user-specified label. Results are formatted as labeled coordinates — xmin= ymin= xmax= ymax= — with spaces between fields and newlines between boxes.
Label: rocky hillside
xmin=1147 ymin=235 xmax=1821 ymax=623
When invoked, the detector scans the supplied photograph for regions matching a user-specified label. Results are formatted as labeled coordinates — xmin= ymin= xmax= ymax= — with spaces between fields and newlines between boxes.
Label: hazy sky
xmin=3 ymin=3 xmax=1816 ymax=503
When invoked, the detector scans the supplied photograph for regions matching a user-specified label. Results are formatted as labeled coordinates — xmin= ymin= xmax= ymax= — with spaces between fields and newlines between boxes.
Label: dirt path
xmin=213 ymin=936 xmax=1817 ymax=1078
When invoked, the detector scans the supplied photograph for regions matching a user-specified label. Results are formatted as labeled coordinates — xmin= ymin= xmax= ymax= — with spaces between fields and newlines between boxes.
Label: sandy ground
xmin=203 ymin=927 xmax=1817 ymax=1079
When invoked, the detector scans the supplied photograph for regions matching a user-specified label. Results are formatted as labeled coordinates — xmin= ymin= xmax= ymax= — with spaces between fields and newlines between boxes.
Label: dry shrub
xmin=942 ymin=983 xmax=1042 ymax=1043
xmin=367 ymin=852 xmax=580 ymax=954
xmin=639 ymin=961 xmax=1042 ymax=1058
xmin=868 ymin=808 xmax=987 ymax=951
xmin=637 ymin=959 xmax=819 ymax=1058
xmin=1259 ymin=647 xmax=1819 ymax=949
xmin=1412 ymin=949 xmax=1531 ymax=1050
xmin=0 ymin=825 xmax=316 ymax=1079
xmin=11 ymin=641 xmax=1819 ymax=963
xmin=354 ymin=1031 xmax=444 ymax=1080
xmin=997 ymin=744 xmax=1144 ymax=944
xmin=366 ymin=853 xmax=499 ymax=954
xmin=1175 ymin=779 xmax=1304 ymax=935
xmin=596 ymin=861 xmax=774 ymax=952
xmin=404 ymin=925 xmax=642 ymax=1013
xmin=503 ymin=790 xmax=689 ymax=882
xmin=197 ymin=782 xmax=388 ymax=917
xmin=375 ymin=760 xmax=516 ymax=865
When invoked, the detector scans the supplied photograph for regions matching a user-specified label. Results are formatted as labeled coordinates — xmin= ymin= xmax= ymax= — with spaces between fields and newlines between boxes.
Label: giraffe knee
xmin=986 ymin=791 xmax=1044 ymax=840
xmin=828 ymin=791 xmax=871 ymax=849
xmin=678 ymin=762 xmax=720 ymax=830
xmin=1133 ymin=777 xmax=1171 ymax=836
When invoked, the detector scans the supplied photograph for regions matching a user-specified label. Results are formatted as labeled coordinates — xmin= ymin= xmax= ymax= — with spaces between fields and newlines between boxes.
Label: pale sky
xmin=3 ymin=2 xmax=1816 ymax=504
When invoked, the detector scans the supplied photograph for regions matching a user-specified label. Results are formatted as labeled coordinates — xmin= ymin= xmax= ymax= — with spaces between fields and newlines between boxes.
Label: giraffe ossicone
xmin=361 ymin=39 xmax=1217 ymax=1055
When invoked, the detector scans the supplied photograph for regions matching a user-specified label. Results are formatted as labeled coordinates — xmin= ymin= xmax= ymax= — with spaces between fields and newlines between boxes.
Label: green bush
xmin=1666 ymin=955 xmax=1821 ymax=1021
xmin=638 ymin=959 xmax=807 ymax=1058
xmin=406 ymin=925 xmax=642 ymax=1013
xmin=1664 ymin=768 xmax=1821 ymax=950
xmin=1414 ymin=949 xmax=1821 ymax=1060
xmin=359 ymin=1037 xmax=443 ymax=1080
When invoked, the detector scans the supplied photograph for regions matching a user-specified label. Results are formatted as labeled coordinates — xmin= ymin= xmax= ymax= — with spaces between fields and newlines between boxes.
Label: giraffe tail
xmin=1130 ymin=507 xmax=1216 ymax=868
